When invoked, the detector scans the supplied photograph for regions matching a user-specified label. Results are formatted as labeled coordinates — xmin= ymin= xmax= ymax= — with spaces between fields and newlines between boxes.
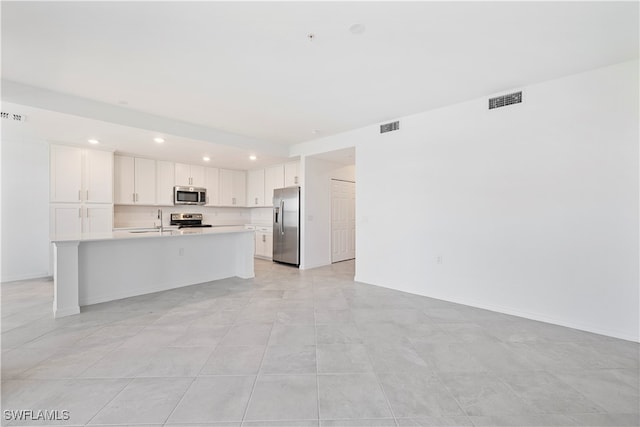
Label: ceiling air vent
xmin=1 ymin=112 xmax=27 ymax=122
xmin=380 ymin=121 xmax=399 ymax=134
xmin=489 ymin=91 xmax=522 ymax=110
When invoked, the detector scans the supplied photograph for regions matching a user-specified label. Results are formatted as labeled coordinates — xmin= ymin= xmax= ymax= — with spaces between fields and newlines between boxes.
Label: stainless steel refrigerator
xmin=273 ymin=186 xmax=300 ymax=266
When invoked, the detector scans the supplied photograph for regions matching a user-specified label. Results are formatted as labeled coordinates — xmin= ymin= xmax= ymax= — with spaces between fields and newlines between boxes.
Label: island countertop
xmin=51 ymin=225 xmax=252 ymax=243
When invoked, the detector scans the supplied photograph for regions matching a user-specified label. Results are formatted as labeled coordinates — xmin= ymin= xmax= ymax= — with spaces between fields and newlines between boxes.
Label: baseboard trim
xmin=1 ymin=273 xmax=52 ymax=283
xmin=355 ymin=275 xmax=639 ymax=343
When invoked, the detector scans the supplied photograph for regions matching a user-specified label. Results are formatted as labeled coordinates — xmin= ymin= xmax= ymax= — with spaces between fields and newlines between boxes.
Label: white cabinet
xmin=247 ymin=169 xmax=265 ymax=207
xmin=50 ymin=145 xmax=114 ymax=236
xmin=205 ymin=167 xmax=220 ymax=206
xmin=50 ymin=204 xmax=113 ymax=236
xmin=255 ymin=226 xmax=273 ymax=259
xmin=156 ymin=161 xmax=175 ymax=206
xmin=114 ymin=155 xmax=156 ymax=205
xmin=50 ymin=145 xmax=113 ymax=203
xmin=284 ymin=161 xmax=300 ymax=187
xmin=219 ymin=169 xmax=246 ymax=206
xmin=175 ymin=163 xmax=205 ymax=187
xmin=84 ymin=205 xmax=114 ymax=233
xmin=265 ymin=165 xmax=284 ymax=205
xmin=84 ymin=149 xmax=114 ymax=203
xmin=50 ymin=205 xmax=82 ymax=236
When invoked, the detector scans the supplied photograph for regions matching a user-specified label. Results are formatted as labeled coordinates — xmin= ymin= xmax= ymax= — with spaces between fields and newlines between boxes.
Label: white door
xmin=331 ymin=179 xmax=356 ymax=263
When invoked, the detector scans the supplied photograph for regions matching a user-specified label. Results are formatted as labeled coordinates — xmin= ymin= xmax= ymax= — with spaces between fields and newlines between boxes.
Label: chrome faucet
xmin=157 ymin=209 xmax=163 ymax=231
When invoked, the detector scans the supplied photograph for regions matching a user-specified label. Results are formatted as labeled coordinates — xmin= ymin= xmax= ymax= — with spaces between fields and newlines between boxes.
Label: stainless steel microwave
xmin=174 ymin=186 xmax=206 ymax=205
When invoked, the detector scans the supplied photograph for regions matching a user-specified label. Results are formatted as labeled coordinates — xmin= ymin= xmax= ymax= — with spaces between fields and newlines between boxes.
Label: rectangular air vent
xmin=380 ymin=121 xmax=399 ymax=133
xmin=489 ymin=91 xmax=522 ymax=110
xmin=1 ymin=112 xmax=27 ymax=122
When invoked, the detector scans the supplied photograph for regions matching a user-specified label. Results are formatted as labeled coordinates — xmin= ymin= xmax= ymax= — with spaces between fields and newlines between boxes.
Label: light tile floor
xmin=2 ymin=259 xmax=639 ymax=426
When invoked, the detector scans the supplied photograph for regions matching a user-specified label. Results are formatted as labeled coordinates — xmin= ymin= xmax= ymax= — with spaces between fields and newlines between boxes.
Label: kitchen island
xmin=50 ymin=226 xmax=255 ymax=318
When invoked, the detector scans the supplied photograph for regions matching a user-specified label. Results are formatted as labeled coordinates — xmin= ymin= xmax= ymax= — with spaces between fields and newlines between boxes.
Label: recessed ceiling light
xmin=249 ymin=155 xmax=257 ymax=161
xmin=154 ymin=137 xmax=165 ymax=143
xmin=203 ymin=156 xmax=210 ymax=162
xmin=88 ymin=139 xmax=99 ymax=144
xmin=349 ymin=24 xmax=366 ymax=35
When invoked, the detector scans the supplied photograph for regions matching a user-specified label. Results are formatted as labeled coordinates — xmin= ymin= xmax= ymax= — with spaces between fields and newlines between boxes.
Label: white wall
xmin=1 ymin=136 xmax=51 ymax=281
xmin=301 ymin=157 xmax=355 ymax=269
xmin=296 ymin=60 xmax=639 ymax=341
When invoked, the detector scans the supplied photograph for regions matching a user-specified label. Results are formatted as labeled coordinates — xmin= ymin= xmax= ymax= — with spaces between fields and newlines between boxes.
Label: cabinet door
xmin=156 ymin=161 xmax=175 ymax=206
xmin=134 ymin=158 xmax=156 ymax=205
xmin=84 ymin=149 xmax=113 ymax=203
xmin=84 ymin=205 xmax=113 ymax=233
xmin=264 ymin=165 xmax=284 ymax=205
xmin=114 ymin=155 xmax=135 ymax=204
xmin=247 ymin=169 xmax=265 ymax=207
xmin=220 ymin=169 xmax=245 ymax=206
xmin=232 ymin=170 xmax=246 ymax=206
xmin=284 ymin=161 xmax=300 ymax=187
xmin=50 ymin=204 xmax=82 ymax=237
xmin=50 ymin=145 xmax=82 ymax=203
xmin=205 ymin=167 xmax=220 ymax=206
xmin=219 ymin=169 xmax=233 ymax=206
xmin=190 ymin=165 xmax=205 ymax=187
xmin=254 ymin=231 xmax=262 ymax=257
xmin=264 ymin=232 xmax=273 ymax=258
xmin=175 ymin=163 xmax=191 ymax=186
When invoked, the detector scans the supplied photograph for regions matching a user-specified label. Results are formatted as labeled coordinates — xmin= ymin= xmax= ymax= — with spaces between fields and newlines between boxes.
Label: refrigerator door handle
xmin=280 ymin=200 xmax=285 ymax=235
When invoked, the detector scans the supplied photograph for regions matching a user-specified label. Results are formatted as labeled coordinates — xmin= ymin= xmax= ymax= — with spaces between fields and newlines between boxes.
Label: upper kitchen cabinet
xmin=265 ymin=164 xmax=284 ymax=204
xmin=284 ymin=161 xmax=300 ymax=187
xmin=175 ymin=163 xmax=205 ymax=187
xmin=205 ymin=167 xmax=220 ymax=206
xmin=219 ymin=169 xmax=246 ymax=206
xmin=156 ymin=161 xmax=175 ymax=206
xmin=114 ymin=155 xmax=156 ymax=205
xmin=247 ymin=169 xmax=265 ymax=207
xmin=50 ymin=145 xmax=113 ymax=204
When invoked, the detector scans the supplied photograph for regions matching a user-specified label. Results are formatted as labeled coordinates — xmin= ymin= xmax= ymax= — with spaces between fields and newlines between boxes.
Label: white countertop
xmin=51 ymin=225 xmax=252 ymax=243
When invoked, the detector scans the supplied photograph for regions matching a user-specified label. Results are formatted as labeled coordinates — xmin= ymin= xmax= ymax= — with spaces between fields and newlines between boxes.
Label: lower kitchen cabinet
xmin=50 ymin=203 xmax=113 ymax=236
xmin=255 ymin=227 xmax=273 ymax=259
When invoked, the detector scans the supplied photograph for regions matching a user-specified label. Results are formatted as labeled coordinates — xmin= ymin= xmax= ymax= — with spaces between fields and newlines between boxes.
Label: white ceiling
xmin=2 ymin=2 xmax=638 ymax=165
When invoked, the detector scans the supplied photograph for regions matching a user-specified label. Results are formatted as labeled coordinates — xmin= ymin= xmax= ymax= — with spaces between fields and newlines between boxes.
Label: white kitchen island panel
xmin=51 ymin=227 xmax=254 ymax=318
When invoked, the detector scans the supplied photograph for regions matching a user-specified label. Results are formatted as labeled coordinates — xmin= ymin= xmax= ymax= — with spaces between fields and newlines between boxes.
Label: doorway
xmin=331 ymin=179 xmax=356 ymax=263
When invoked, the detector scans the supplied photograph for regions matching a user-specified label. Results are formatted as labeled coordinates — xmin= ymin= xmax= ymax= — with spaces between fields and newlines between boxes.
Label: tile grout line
xmin=313 ymin=278 xmax=321 ymax=424
xmin=239 ymin=319 xmax=275 ymax=424
xmin=83 ymin=376 xmax=135 ymax=425
xmin=350 ymin=319 xmax=400 ymax=427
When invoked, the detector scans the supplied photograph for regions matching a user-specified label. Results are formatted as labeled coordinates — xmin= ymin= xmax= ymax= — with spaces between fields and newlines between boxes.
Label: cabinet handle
xmin=255 ymin=197 xmax=258 ymax=205
xmin=262 ymin=234 xmax=266 ymax=242
xmin=294 ymin=176 xmax=298 ymax=184
xmin=232 ymin=197 xmax=236 ymax=205
xmin=78 ymin=208 xmax=82 ymax=218
xmin=86 ymin=190 xmax=89 ymax=201
xmin=78 ymin=190 xmax=82 ymax=201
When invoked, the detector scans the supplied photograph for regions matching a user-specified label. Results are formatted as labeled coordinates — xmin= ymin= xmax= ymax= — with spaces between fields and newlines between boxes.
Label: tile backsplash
xmin=114 ymin=205 xmax=254 ymax=228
